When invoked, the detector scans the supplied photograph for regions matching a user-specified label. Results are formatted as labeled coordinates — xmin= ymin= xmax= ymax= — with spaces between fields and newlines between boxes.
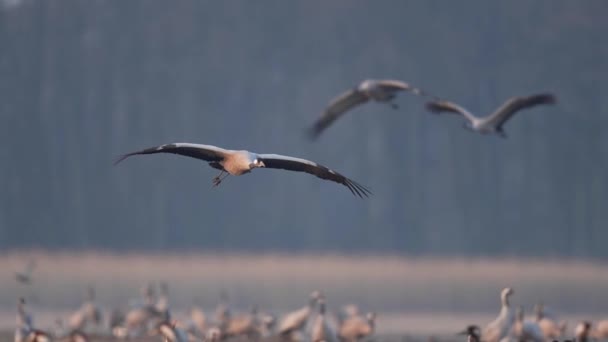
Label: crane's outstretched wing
xmin=258 ymin=154 xmax=371 ymax=198
xmin=114 ymin=143 xmax=229 ymax=165
xmin=308 ymin=88 xmax=369 ymax=139
xmin=425 ymin=100 xmax=478 ymax=123
xmin=487 ymin=93 xmax=556 ymax=130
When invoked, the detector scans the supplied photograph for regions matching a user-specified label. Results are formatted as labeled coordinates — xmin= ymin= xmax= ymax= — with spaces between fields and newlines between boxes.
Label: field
xmin=2 ymin=252 xmax=608 ymax=340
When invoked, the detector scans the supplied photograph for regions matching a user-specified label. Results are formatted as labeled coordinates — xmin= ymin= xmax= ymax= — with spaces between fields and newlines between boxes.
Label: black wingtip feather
xmin=113 ymin=153 xmax=133 ymax=166
xmin=536 ymin=93 xmax=557 ymax=104
xmin=351 ymin=184 xmax=362 ymax=198
xmin=113 ymin=145 xmax=168 ymax=166
xmin=346 ymin=185 xmax=358 ymax=197
xmin=305 ymin=125 xmax=322 ymax=141
xmin=345 ymin=179 xmax=372 ymax=198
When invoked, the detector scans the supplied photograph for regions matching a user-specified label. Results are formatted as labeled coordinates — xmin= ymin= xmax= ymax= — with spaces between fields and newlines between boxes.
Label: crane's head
xmin=309 ymin=290 xmax=322 ymax=306
xmin=358 ymin=79 xmax=374 ymax=92
xmin=501 ymin=287 xmax=514 ymax=306
xmin=249 ymin=158 xmax=265 ymax=169
xmin=458 ymin=325 xmax=480 ymax=338
xmin=206 ymin=327 xmax=221 ymax=342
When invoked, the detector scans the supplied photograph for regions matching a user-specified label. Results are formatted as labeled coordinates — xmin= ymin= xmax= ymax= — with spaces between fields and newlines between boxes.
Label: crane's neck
xmin=17 ymin=300 xmax=26 ymax=316
xmin=368 ymin=318 xmax=375 ymax=331
xmin=501 ymin=293 xmax=511 ymax=307
xmin=534 ymin=305 xmax=543 ymax=321
xmin=318 ymin=302 xmax=326 ymax=315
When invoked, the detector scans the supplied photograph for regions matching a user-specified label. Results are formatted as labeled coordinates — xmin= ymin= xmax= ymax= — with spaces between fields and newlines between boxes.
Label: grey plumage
xmin=309 ymin=79 xmax=430 ymax=138
xmin=458 ymin=325 xmax=480 ymax=342
xmin=426 ymin=93 xmax=556 ymax=137
xmin=115 ymin=143 xmax=371 ymax=197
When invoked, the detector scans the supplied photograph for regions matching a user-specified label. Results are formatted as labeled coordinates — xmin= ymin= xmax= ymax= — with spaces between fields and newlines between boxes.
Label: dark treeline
xmin=0 ymin=1 xmax=607 ymax=257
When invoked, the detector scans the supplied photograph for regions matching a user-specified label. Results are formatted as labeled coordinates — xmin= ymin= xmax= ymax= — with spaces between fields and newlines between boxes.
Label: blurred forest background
xmin=1 ymin=1 xmax=607 ymax=258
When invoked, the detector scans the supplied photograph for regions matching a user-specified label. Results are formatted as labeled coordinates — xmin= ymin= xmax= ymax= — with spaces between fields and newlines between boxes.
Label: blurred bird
xmin=308 ymin=79 xmax=431 ymax=138
xmin=150 ymin=320 xmax=189 ymax=342
xmin=223 ymin=305 xmax=260 ymax=339
xmin=24 ymin=329 xmax=53 ymax=342
xmin=115 ymin=143 xmax=371 ymax=197
xmin=482 ymin=287 xmax=515 ymax=342
xmin=156 ymin=282 xmax=170 ymax=317
xmin=258 ymin=312 xmax=277 ymax=337
xmin=15 ymin=298 xmax=53 ymax=342
xmin=458 ymin=325 xmax=481 ymax=342
xmin=575 ymin=321 xmax=593 ymax=342
xmin=53 ymin=319 xmax=68 ymax=339
xmin=189 ymin=306 xmax=207 ymax=336
xmin=15 ymin=298 xmax=32 ymax=342
xmin=15 ymin=260 xmax=36 ymax=284
xmin=311 ymin=297 xmax=337 ymax=342
xmin=124 ymin=303 xmax=167 ymax=337
xmin=278 ymin=291 xmax=322 ymax=337
xmin=511 ymin=306 xmax=544 ymax=342
xmin=338 ymin=311 xmax=375 ymax=342
xmin=129 ymin=283 xmax=156 ymax=309
xmin=17 ymin=298 xmax=33 ymax=330
xmin=204 ymin=327 xmax=222 ymax=342
xmin=67 ymin=286 xmax=102 ymax=332
xmin=111 ymin=325 xmax=128 ymax=340
xmin=336 ymin=304 xmax=360 ymax=327
xmin=64 ymin=330 xmax=89 ymax=342
xmin=53 ymin=319 xmax=89 ymax=342
xmin=108 ymin=309 xmax=125 ymax=333
xmin=596 ymin=319 xmax=608 ymax=339
xmin=534 ymin=303 xmax=566 ymax=339
xmin=53 ymin=323 xmax=90 ymax=342
xmin=214 ymin=291 xmax=231 ymax=333
xmin=426 ymin=93 xmax=556 ymax=137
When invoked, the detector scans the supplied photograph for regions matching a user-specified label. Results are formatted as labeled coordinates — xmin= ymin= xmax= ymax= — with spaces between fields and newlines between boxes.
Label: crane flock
xmin=114 ymin=77 xmax=556 ymax=198
xmin=14 ymin=285 xmax=608 ymax=342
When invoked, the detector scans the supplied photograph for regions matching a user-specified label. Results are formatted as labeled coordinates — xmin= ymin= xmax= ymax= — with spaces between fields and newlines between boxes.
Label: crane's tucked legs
xmin=212 ymin=170 xmax=229 ymax=187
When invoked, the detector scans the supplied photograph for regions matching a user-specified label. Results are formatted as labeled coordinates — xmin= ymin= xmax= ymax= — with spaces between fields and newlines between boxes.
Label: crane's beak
xmin=457 ymin=330 xmax=468 ymax=336
xmin=251 ymin=160 xmax=265 ymax=168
